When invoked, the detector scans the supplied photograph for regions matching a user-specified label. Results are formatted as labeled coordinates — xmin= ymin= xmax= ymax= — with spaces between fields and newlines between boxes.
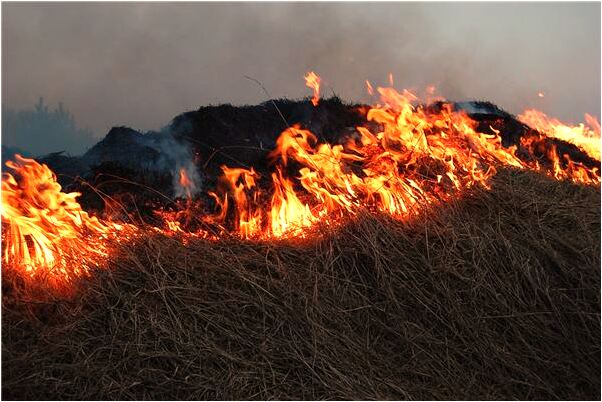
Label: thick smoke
xmin=2 ymin=3 xmax=600 ymax=155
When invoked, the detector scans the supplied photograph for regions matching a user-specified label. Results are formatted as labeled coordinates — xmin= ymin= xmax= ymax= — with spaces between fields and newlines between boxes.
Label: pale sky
xmin=2 ymin=2 xmax=600 ymax=140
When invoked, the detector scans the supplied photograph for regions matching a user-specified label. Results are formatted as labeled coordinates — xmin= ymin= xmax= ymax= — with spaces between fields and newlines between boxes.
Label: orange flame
xmin=1 ymin=155 xmax=136 ymax=291
xmin=179 ymin=168 xmax=192 ymax=188
xmin=305 ymin=71 xmax=321 ymax=106
xmin=366 ymin=80 xmax=374 ymax=96
xmin=206 ymin=84 xmax=599 ymax=239
xmin=518 ymin=109 xmax=601 ymax=161
xmin=2 ymin=74 xmax=600 ymax=293
xmin=179 ymin=168 xmax=193 ymax=199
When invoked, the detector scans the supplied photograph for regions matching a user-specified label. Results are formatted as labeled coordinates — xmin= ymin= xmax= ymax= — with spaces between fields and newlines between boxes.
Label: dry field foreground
xmin=2 ymin=169 xmax=600 ymax=400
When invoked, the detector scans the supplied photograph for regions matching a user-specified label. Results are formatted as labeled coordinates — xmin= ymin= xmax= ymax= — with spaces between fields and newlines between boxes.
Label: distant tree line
xmin=2 ymin=97 xmax=96 ymax=157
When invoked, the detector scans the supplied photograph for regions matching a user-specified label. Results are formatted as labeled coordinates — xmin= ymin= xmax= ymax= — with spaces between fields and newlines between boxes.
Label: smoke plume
xmin=2 ymin=3 xmax=600 ymax=156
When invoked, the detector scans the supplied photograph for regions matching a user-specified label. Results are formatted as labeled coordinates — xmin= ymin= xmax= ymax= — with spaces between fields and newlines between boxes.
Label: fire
xmin=518 ymin=109 xmax=601 ymax=161
xmin=179 ymin=168 xmax=192 ymax=188
xmin=214 ymin=166 xmax=263 ymax=238
xmin=305 ymin=71 xmax=321 ymax=106
xmin=2 ymin=72 xmax=600 ymax=292
xmin=366 ymin=80 xmax=374 ymax=96
xmin=270 ymin=167 xmax=317 ymax=237
xmin=179 ymin=168 xmax=193 ymax=199
xmin=206 ymin=83 xmax=599 ymax=239
xmin=1 ymin=155 xmax=136 ymax=291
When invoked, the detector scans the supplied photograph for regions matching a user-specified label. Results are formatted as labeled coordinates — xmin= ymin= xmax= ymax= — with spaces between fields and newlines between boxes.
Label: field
xmin=2 ymin=168 xmax=600 ymax=400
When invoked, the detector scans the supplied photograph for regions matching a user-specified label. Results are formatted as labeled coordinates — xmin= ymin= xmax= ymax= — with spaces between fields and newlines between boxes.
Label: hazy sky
xmin=2 ymin=2 xmax=600 ymax=141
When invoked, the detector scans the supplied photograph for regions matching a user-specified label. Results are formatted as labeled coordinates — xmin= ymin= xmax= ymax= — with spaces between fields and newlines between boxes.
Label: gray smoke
xmin=153 ymin=130 xmax=202 ymax=199
xmin=81 ymin=123 xmax=202 ymax=198
xmin=2 ymin=3 xmax=600 ymax=155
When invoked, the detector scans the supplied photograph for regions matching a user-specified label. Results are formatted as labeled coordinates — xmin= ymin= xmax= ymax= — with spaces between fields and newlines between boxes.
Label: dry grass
xmin=2 ymin=169 xmax=600 ymax=400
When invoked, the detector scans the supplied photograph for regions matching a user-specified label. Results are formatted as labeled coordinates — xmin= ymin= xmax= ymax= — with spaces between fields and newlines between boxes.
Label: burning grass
xmin=4 ymin=79 xmax=600 ymax=288
xmin=2 ymin=168 xmax=600 ymax=400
